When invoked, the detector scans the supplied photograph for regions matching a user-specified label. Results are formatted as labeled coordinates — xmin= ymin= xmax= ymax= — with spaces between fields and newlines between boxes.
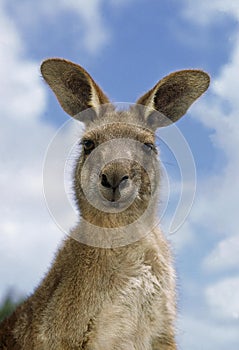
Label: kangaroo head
xmin=41 ymin=59 xmax=209 ymax=229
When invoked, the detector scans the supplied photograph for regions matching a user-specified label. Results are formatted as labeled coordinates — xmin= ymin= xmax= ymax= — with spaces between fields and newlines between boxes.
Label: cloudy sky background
xmin=0 ymin=0 xmax=239 ymax=349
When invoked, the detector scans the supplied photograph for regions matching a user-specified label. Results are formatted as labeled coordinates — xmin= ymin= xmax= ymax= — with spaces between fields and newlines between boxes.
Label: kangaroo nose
xmin=100 ymin=173 xmax=129 ymax=189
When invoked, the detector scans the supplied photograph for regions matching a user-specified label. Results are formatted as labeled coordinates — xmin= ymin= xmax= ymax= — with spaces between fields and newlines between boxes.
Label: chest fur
xmin=37 ymin=254 xmax=167 ymax=348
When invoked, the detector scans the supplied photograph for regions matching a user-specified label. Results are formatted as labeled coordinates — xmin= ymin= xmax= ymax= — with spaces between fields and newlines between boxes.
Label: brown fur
xmin=0 ymin=59 xmax=209 ymax=349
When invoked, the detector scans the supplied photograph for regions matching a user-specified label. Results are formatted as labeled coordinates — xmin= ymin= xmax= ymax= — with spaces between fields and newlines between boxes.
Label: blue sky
xmin=1 ymin=0 xmax=239 ymax=349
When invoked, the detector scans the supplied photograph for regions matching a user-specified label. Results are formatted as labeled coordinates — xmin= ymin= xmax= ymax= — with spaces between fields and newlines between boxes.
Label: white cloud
xmin=0 ymin=117 xmax=82 ymax=300
xmin=178 ymin=314 xmax=239 ymax=350
xmin=59 ymin=0 xmax=111 ymax=54
xmin=169 ymin=221 xmax=196 ymax=251
xmin=187 ymin=36 xmax=239 ymax=238
xmin=0 ymin=2 xmax=65 ymax=300
xmin=182 ymin=0 xmax=239 ymax=24
xmin=6 ymin=0 xmax=112 ymax=55
xmin=172 ymin=0 xmax=239 ymax=244
xmin=213 ymin=48 xmax=239 ymax=109
xmin=176 ymin=2 xmax=239 ymax=344
xmin=3 ymin=0 xmax=139 ymax=56
xmin=0 ymin=4 xmax=46 ymax=121
xmin=203 ymin=235 xmax=239 ymax=272
xmin=205 ymin=277 xmax=239 ymax=320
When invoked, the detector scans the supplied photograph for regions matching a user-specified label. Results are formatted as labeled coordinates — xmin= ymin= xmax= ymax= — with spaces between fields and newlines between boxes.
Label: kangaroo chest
xmin=38 ymin=252 xmax=164 ymax=349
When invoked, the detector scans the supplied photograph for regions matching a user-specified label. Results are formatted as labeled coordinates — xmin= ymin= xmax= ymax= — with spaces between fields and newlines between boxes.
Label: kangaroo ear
xmin=41 ymin=58 xmax=109 ymax=123
xmin=137 ymin=70 xmax=210 ymax=129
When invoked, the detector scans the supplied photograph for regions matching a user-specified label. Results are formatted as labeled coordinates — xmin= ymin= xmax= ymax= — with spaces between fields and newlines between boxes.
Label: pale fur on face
xmin=74 ymin=109 xmax=160 ymax=229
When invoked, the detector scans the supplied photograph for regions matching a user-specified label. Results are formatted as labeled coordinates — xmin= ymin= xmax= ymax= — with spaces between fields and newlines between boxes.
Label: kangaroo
xmin=0 ymin=59 xmax=210 ymax=349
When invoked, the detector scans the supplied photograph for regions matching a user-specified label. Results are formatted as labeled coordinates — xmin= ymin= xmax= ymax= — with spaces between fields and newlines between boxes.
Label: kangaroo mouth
xmin=100 ymin=186 xmax=122 ymax=203
xmin=98 ymin=183 xmax=138 ymax=212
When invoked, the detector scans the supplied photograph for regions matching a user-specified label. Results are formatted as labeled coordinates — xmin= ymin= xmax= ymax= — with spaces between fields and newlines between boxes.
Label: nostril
xmin=119 ymin=175 xmax=129 ymax=190
xmin=121 ymin=175 xmax=129 ymax=182
xmin=100 ymin=173 xmax=129 ymax=189
xmin=101 ymin=173 xmax=112 ymax=188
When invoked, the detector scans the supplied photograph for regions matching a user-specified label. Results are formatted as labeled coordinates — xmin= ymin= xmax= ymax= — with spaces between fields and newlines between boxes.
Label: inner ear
xmin=41 ymin=58 xmax=110 ymax=121
xmin=136 ymin=70 xmax=210 ymax=129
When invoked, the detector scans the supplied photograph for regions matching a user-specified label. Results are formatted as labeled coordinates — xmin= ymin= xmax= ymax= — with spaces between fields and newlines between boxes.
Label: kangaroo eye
xmin=82 ymin=139 xmax=95 ymax=154
xmin=142 ymin=143 xmax=156 ymax=154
